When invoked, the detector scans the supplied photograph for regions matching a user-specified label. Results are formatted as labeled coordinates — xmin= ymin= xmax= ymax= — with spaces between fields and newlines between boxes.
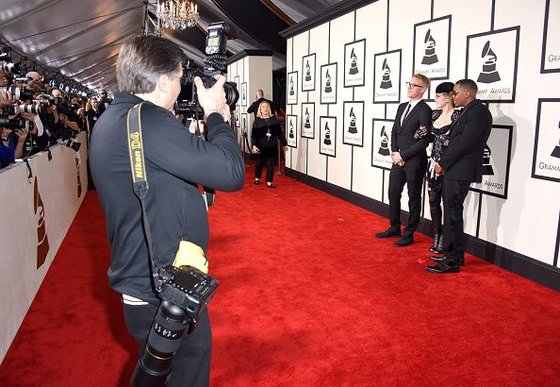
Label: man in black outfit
xmin=376 ymin=73 xmax=432 ymax=247
xmin=426 ymin=79 xmax=492 ymax=274
xmin=89 ymin=35 xmax=245 ymax=386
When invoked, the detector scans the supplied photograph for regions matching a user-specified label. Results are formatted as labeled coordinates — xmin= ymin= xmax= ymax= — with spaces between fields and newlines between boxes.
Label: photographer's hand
xmin=0 ymin=89 xmax=14 ymax=108
xmin=194 ymin=74 xmax=227 ymax=120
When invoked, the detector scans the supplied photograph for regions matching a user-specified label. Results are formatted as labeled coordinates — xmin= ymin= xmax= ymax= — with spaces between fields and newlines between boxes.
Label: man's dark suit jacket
xmin=439 ymin=99 xmax=492 ymax=183
xmin=391 ymin=100 xmax=432 ymax=166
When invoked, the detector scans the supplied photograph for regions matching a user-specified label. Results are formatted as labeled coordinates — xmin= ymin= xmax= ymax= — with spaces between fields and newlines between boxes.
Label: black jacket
xmin=439 ymin=99 xmax=492 ymax=183
xmin=391 ymin=100 xmax=432 ymax=166
xmin=90 ymin=92 xmax=244 ymax=303
xmin=251 ymin=116 xmax=287 ymax=151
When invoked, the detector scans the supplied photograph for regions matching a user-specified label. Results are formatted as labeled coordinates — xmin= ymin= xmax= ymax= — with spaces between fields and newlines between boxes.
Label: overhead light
xmin=157 ymin=0 xmax=199 ymax=30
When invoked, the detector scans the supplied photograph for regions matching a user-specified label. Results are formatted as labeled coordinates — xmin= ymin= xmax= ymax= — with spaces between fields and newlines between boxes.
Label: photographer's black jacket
xmin=90 ymin=92 xmax=244 ymax=304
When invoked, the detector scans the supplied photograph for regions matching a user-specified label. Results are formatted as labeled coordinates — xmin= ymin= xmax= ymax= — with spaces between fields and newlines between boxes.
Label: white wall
xmin=0 ymin=133 xmax=88 ymax=363
xmin=284 ymin=0 xmax=560 ymax=268
xmin=228 ymin=53 xmax=273 ymax=150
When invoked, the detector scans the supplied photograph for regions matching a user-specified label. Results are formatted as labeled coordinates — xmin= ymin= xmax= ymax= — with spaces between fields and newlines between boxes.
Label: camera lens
xmin=223 ymin=81 xmax=239 ymax=108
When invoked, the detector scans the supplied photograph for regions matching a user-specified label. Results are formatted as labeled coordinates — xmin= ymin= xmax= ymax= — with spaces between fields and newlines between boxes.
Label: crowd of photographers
xmin=0 ymin=66 xmax=110 ymax=169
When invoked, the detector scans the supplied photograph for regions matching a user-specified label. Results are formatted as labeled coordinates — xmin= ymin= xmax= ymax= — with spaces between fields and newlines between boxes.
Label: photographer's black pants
xmin=123 ymin=302 xmax=212 ymax=387
xmin=255 ymin=151 xmax=277 ymax=183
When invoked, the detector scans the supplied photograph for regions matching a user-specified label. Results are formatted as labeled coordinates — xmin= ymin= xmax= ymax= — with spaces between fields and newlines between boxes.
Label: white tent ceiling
xmin=0 ymin=0 xmax=343 ymax=94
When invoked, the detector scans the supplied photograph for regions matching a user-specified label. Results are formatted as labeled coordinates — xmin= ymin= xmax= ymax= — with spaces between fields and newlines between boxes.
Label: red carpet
xmin=2 ymin=163 xmax=560 ymax=386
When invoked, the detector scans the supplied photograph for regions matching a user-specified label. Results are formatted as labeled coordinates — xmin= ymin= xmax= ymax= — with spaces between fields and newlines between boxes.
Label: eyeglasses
xmin=406 ymin=82 xmax=424 ymax=89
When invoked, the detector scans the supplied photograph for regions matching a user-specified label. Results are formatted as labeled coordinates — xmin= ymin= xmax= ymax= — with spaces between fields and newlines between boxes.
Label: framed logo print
xmin=413 ymin=15 xmax=451 ymax=80
xmin=470 ymin=124 xmax=513 ymax=198
xmin=466 ymin=26 xmax=520 ymax=102
xmin=241 ymin=82 xmax=248 ymax=107
xmin=541 ymin=0 xmax=560 ymax=73
xmin=287 ymin=71 xmax=298 ymax=105
xmin=319 ymin=116 xmax=337 ymax=157
xmin=301 ymin=102 xmax=315 ymax=139
xmin=286 ymin=114 xmax=298 ymax=148
xmin=373 ymin=50 xmax=401 ymax=103
xmin=344 ymin=39 xmax=366 ymax=87
xmin=320 ymin=63 xmax=338 ymax=104
xmin=342 ymin=101 xmax=364 ymax=147
xmin=532 ymin=98 xmax=560 ymax=183
xmin=371 ymin=119 xmax=394 ymax=169
xmin=302 ymin=53 xmax=316 ymax=91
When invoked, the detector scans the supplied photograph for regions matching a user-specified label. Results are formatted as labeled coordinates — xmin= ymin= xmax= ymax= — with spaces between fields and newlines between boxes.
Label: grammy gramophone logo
xmin=421 ymin=29 xmax=438 ymax=65
xmin=349 ymin=48 xmax=359 ymax=75
xmin=552 ymin=120 xmax=560 ymax=158
xmin=289 ymin=119 xmax=294 ymax=138
xmin=378 ymin=126 xmax=390 ymax=156
xmin=75 ymin=157 xmax=82 ymax=198
xmin=242 ymin=116 xmax=247 ymax=132
xmin=478 ymin=41 xmax=501 ymax=83
xmin=305 ymin=60 xmax=312 ymax=81
xmin=348 ymin=108 xmax=357 ymax=134
xmin=304 ymin=108 xmax=311 ymax=129
xmin=481 ymin=145 xmax=495 ymax=175
xmin=323 ymin=122 xmax=332 ymax=145
xmin=324 ymin=70 xmax=332 ymax=93
xmin=289 ymin=76 xmax=295 ymax=96
xmin=380 ymin=59 xmax=392 ymax=89
xmin=34 ymin=177 xmax=50 ymax=269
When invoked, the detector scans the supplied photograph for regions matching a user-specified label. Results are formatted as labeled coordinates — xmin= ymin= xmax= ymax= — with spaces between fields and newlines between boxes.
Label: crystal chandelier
xmin=157 ymin=0 xmax=199 ymax=30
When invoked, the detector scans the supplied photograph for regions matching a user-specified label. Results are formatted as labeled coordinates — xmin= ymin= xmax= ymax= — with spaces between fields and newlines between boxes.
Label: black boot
xmin=429 ymin=234 xmax=441 ymax=253
xmin=435 ymin=235 xmax=443 ymax=253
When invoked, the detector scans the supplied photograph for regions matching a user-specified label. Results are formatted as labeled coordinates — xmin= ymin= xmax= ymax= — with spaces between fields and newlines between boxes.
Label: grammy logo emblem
xmin=421 ymin=29 xmax=438 ymax=65
xmin=477 ymin=41 xmax=501 ymax=83
xmin=323 ymin=122 xmax=332 ymax=145
xmin=349 ymin=48 xmax=359 ymax=75
xmin=380 ymin=59 xmax=392 ymax=89
xmin=34 ymin=177 xmax=50 ymax=269
xmin=324 ymin=70 xmax=332 ymax=93
xmin=378 ymin=126 xmax=390 ymax=156
xmin=348 ymin=108 xmax=357 ymax=134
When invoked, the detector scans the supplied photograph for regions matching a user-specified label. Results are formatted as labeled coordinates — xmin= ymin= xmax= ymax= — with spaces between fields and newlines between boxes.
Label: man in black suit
xmin=376 ymin=74 xmax=432 ymax=247
xmin=426 ymin=79 xmax=492 ymax=273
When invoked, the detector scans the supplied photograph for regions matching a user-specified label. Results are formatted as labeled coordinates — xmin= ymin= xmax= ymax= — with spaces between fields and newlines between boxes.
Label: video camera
xmin=174 ymin=21 xmax=239 ymax=120
xmin=131 ymin=265 xmax=219 ymax=386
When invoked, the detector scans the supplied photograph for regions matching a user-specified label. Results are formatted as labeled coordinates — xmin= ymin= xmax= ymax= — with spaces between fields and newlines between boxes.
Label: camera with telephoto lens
xmin=174 ymin=21 xmax=239 ymax=120
xmin=1 ymin=86 xmax=35 ymax=101
xmin=131 ymin=265 xmax=219 ymax=386
xmin=2 ymin=102 xmax=43 ymax=115
xmin=0 ymin=60 xmax=20 ymax=75
xmin=0 ymin=114 xmax=25 ymax=129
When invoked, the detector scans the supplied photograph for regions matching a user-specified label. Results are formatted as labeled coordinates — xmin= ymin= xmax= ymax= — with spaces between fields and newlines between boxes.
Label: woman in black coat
xmin=251 ymin=101 xmax=287 ymax=188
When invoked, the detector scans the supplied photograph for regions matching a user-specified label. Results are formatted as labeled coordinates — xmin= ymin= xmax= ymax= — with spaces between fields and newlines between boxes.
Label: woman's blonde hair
xmin=256 ymin=101 xmax=272 ymax=119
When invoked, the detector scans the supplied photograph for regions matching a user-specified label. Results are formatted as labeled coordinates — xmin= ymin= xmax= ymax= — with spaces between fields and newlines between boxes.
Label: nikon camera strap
xmin=126 ymin=102 xmax=159 ymax=278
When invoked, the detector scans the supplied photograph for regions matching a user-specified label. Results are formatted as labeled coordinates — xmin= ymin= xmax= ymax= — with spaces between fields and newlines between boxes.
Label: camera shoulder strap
xmin=126 ymin=102 xmax=158 ymax=277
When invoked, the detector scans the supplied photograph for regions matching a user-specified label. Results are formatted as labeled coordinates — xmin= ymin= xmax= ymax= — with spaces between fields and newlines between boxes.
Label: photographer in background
xmin=89 ymin=35 xmax=244 ymax=387
xmin=0 ymin=125 xmax=28 ymax=168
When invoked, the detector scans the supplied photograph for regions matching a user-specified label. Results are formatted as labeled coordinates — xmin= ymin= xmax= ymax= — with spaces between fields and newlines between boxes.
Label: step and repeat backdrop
xmin=283 ymin=0 xmax=560 ymax=270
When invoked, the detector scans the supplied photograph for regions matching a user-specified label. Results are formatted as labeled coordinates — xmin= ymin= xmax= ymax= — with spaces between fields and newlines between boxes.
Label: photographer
xmin=89 ymin=35 xmax=244 ymax=387
xmin=0 ymin=125 xmax=28 ymax=168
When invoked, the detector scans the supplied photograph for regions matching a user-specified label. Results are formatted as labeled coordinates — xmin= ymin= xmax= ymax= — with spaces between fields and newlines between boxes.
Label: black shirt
xmin=90 ymin=92 xmax=244 ymax=303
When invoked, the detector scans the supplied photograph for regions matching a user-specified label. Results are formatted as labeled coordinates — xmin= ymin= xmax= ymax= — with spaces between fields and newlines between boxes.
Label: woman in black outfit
xmin=427 ymin=82 xmax=461 ymax=253
xmin=251 ymin=101 xmax=287 ymax=188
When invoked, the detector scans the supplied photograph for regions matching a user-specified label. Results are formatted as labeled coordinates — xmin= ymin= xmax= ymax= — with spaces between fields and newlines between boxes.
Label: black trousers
xmin=428 ymin=189 xmax=443 ymax=235
xmin=388 ymin=163 xmax=425 ymax=236
xmin=123 ymin=302 xmax=212 ymax=387
xmin=255 ymin=152 xmax=277 ymax=183
xmin=441 ymin=179 xmax=470 ymax=264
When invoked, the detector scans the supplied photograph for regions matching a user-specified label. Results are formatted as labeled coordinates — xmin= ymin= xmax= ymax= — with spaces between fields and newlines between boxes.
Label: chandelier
xmin=157 ymin=0 xmax=199 ymax=30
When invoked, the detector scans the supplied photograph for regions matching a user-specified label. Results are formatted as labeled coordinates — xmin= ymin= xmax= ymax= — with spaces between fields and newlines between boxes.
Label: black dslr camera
xmin=131 ymin=265 xmax=219 ymax=386
xmin=175 ymin=21 xmax=239 ymax=119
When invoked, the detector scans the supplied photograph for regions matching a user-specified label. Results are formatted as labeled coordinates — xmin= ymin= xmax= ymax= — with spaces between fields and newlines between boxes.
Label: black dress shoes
xmin=375 ymin=228 xmax=401 ymax=238
xmin=425 ymin=261 xmax=460 ymax=274
xmin=429 ymin=256 xmax=464 ymax=266
xmin=395 ymin=235 xmax=413 ymax=247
